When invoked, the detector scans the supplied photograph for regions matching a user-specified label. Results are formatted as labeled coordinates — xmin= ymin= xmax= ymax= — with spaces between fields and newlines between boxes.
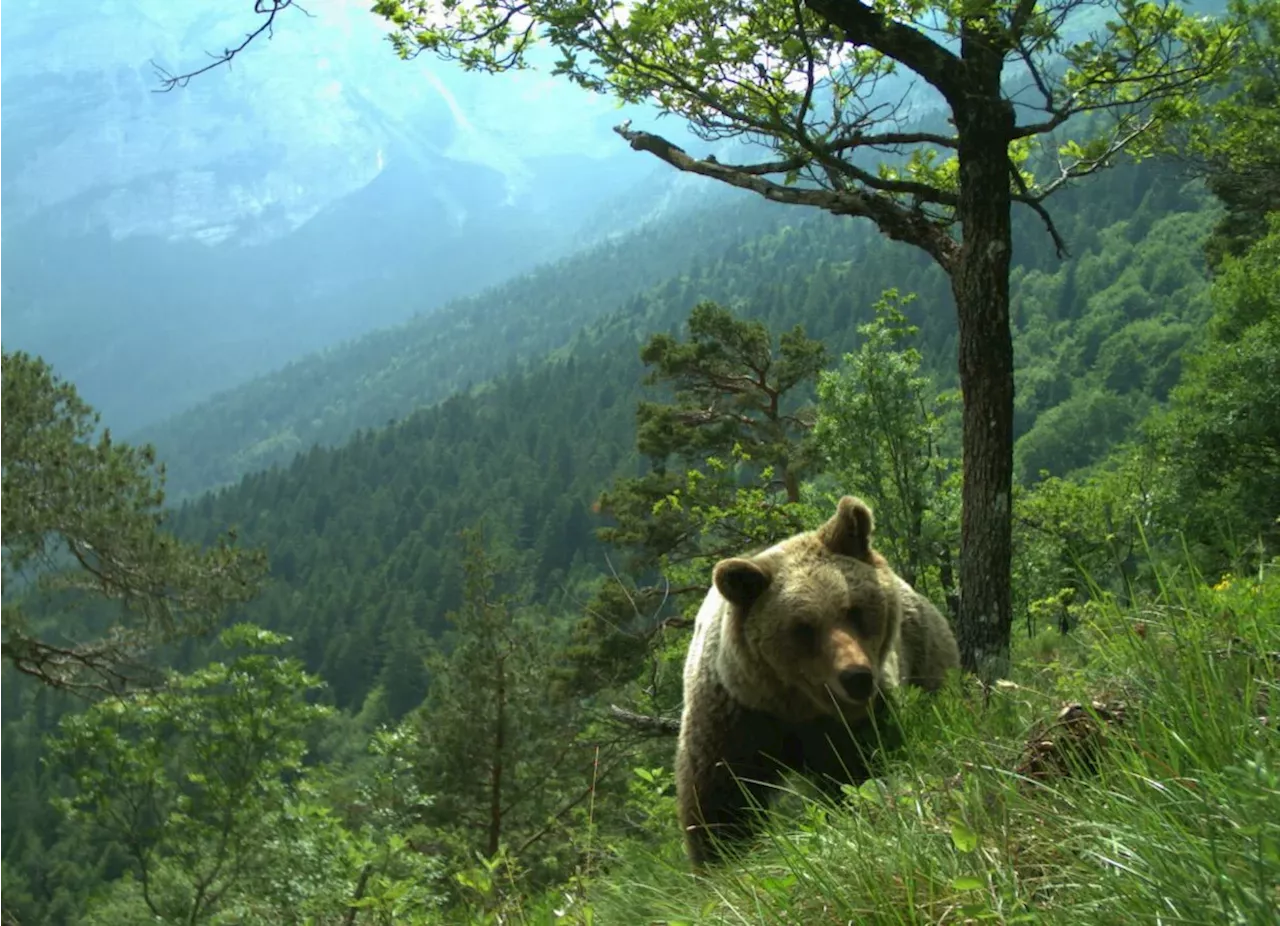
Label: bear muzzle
xmin=838 ymin=666 xmax=876 ymax=702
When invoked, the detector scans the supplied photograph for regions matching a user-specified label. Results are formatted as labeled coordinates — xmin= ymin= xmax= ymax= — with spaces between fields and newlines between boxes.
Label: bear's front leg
xmin=797 ymin=699 xmax=905 ymax=802
xmin=676 ymin=687 xmax=787 ymax=868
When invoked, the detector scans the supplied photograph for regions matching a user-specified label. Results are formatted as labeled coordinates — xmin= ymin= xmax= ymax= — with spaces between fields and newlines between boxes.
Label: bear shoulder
xmin=891 ymin=576 xmax=961 ymax=692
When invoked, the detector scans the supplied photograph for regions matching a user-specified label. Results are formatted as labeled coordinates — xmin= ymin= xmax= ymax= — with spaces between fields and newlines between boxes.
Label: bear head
xmin=710 ymin=496 xmax=903 ymax=723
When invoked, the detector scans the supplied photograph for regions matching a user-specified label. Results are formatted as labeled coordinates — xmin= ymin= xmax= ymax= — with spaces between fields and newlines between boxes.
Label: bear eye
xmin=846 ymin=606 xmax=866 ymax=631
xmin=791 ymin=621 xmax=818 ymax=648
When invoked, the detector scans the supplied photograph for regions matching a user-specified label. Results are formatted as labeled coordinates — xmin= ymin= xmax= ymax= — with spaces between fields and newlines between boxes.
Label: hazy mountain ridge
xmin=0 ymin=0 xmax=650 ymax=244
xmin=136 ymin=192 xmax=817 ymax=498
xmin=0 ymin=0 xmax=700 ymax=432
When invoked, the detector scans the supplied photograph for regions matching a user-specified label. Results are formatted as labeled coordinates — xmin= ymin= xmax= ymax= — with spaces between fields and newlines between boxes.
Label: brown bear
xmin=675 ymin=495 xmax=960 ymax=867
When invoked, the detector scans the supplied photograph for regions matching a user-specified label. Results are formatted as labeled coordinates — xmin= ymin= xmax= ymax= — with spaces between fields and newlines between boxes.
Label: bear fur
xmin=675 ymin=495 xmax=960 ymax=867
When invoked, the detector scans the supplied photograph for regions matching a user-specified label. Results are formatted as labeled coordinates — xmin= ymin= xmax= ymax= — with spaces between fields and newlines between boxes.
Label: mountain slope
xmin=137 ymin=190 xmax=804 ymax=497
xmin=0 ymin=0 xmax=698 ymax=432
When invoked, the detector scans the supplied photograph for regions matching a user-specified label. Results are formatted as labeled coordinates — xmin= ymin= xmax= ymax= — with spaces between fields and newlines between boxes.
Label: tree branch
xmin=607 ymin=704 xmax=681 ymax=736
xmin=1033 ymin=115 xmax=1158 ymax=201
xmin=1008 ymin=0 xmax=1041 ymax=44
xmin=342 ymin=864 xmax=373 ymax=926
xmin=511 ymin=751 xmax=632 ymax=856
xmin=1009 ymin=161 xmax=1069 ymax=259
xmin=803 ymin=0 xmax=966 ymax=104
xmin=614 ymin=123 xmax=958 ymax=270
xmin=151 ymin=0 xmax=309 ymax=93
xmin=1 ymin=631 xmax=162 ymax=697
xmin=1012 ymin=6 xmax=1240 ymax=139
xmin=714 ymin=131 xmax=960 ymax=179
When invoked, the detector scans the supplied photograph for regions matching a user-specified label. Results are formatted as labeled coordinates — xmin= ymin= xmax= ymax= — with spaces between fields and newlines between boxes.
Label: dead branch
xmin=151 ymin=0 xmax=310 ymax=92
xmin=608 ymin=704 xmax=681 ymax=736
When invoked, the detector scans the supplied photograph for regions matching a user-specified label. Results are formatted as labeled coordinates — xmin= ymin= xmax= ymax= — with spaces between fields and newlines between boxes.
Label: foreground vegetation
xmin=11 ymin=548 xmax=1275 ymax=924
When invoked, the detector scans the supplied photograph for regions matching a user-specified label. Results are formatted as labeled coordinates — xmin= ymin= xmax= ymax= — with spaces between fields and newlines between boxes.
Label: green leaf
xmin=950 ymin=819 xmax=978 ymax=853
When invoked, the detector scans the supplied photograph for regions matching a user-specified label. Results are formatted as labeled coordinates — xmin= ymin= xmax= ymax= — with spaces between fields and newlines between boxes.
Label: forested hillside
xmin=136 ymin=191 xmax=797 ymax=498
xmin=141 ymin=155 xmax=1208 ymax=504
xmin=7 ymin=0 xmax=1280 ymax=917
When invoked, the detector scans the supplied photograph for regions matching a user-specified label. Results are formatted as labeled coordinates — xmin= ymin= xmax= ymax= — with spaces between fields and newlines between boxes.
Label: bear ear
xmin=713 ymin=557 xmax=773 ymax=610
xmin=818 ymin=496 xmax=876 ymax=562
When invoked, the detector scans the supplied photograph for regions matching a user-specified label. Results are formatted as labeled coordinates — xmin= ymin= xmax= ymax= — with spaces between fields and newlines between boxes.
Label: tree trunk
xmin=937 ymin=544 xmax=961 ymax=624
xmin=951 ymin=49 xmax=1016 ymax=681
xmin=782 ymin=466 xmax=801 ymax=505
xmin=486 ymin=656 xmax=507 ymax=858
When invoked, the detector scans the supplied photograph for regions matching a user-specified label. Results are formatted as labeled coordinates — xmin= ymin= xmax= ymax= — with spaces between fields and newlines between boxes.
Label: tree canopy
xmin=1 ymin=350 xmax=266 ymax=693
xmin=1170 ymin=0 xmax=1280 ymax=266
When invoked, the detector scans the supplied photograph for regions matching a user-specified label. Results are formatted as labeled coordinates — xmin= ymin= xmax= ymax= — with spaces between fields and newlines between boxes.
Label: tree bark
xmin=782 ymin=466 xmax=801 ymax=505
xmin=951 ymin=39 xmax=1016 ymax=681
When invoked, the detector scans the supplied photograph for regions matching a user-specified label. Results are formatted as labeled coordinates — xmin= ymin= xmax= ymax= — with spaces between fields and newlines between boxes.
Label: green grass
xmin=519 ymin=560 xmax=1280 ymax=926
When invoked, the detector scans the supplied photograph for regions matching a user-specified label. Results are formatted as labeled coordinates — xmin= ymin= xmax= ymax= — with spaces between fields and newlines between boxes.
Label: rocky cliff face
xmin=0 ymin=0 xmax=650 ymax=243
xmin=0 ymin=0 xmax=690 ymax=430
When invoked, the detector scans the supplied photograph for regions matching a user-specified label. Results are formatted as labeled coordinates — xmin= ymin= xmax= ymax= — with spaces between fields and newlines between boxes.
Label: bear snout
xmin=838 ymin=666 xmax=876 ymax=701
